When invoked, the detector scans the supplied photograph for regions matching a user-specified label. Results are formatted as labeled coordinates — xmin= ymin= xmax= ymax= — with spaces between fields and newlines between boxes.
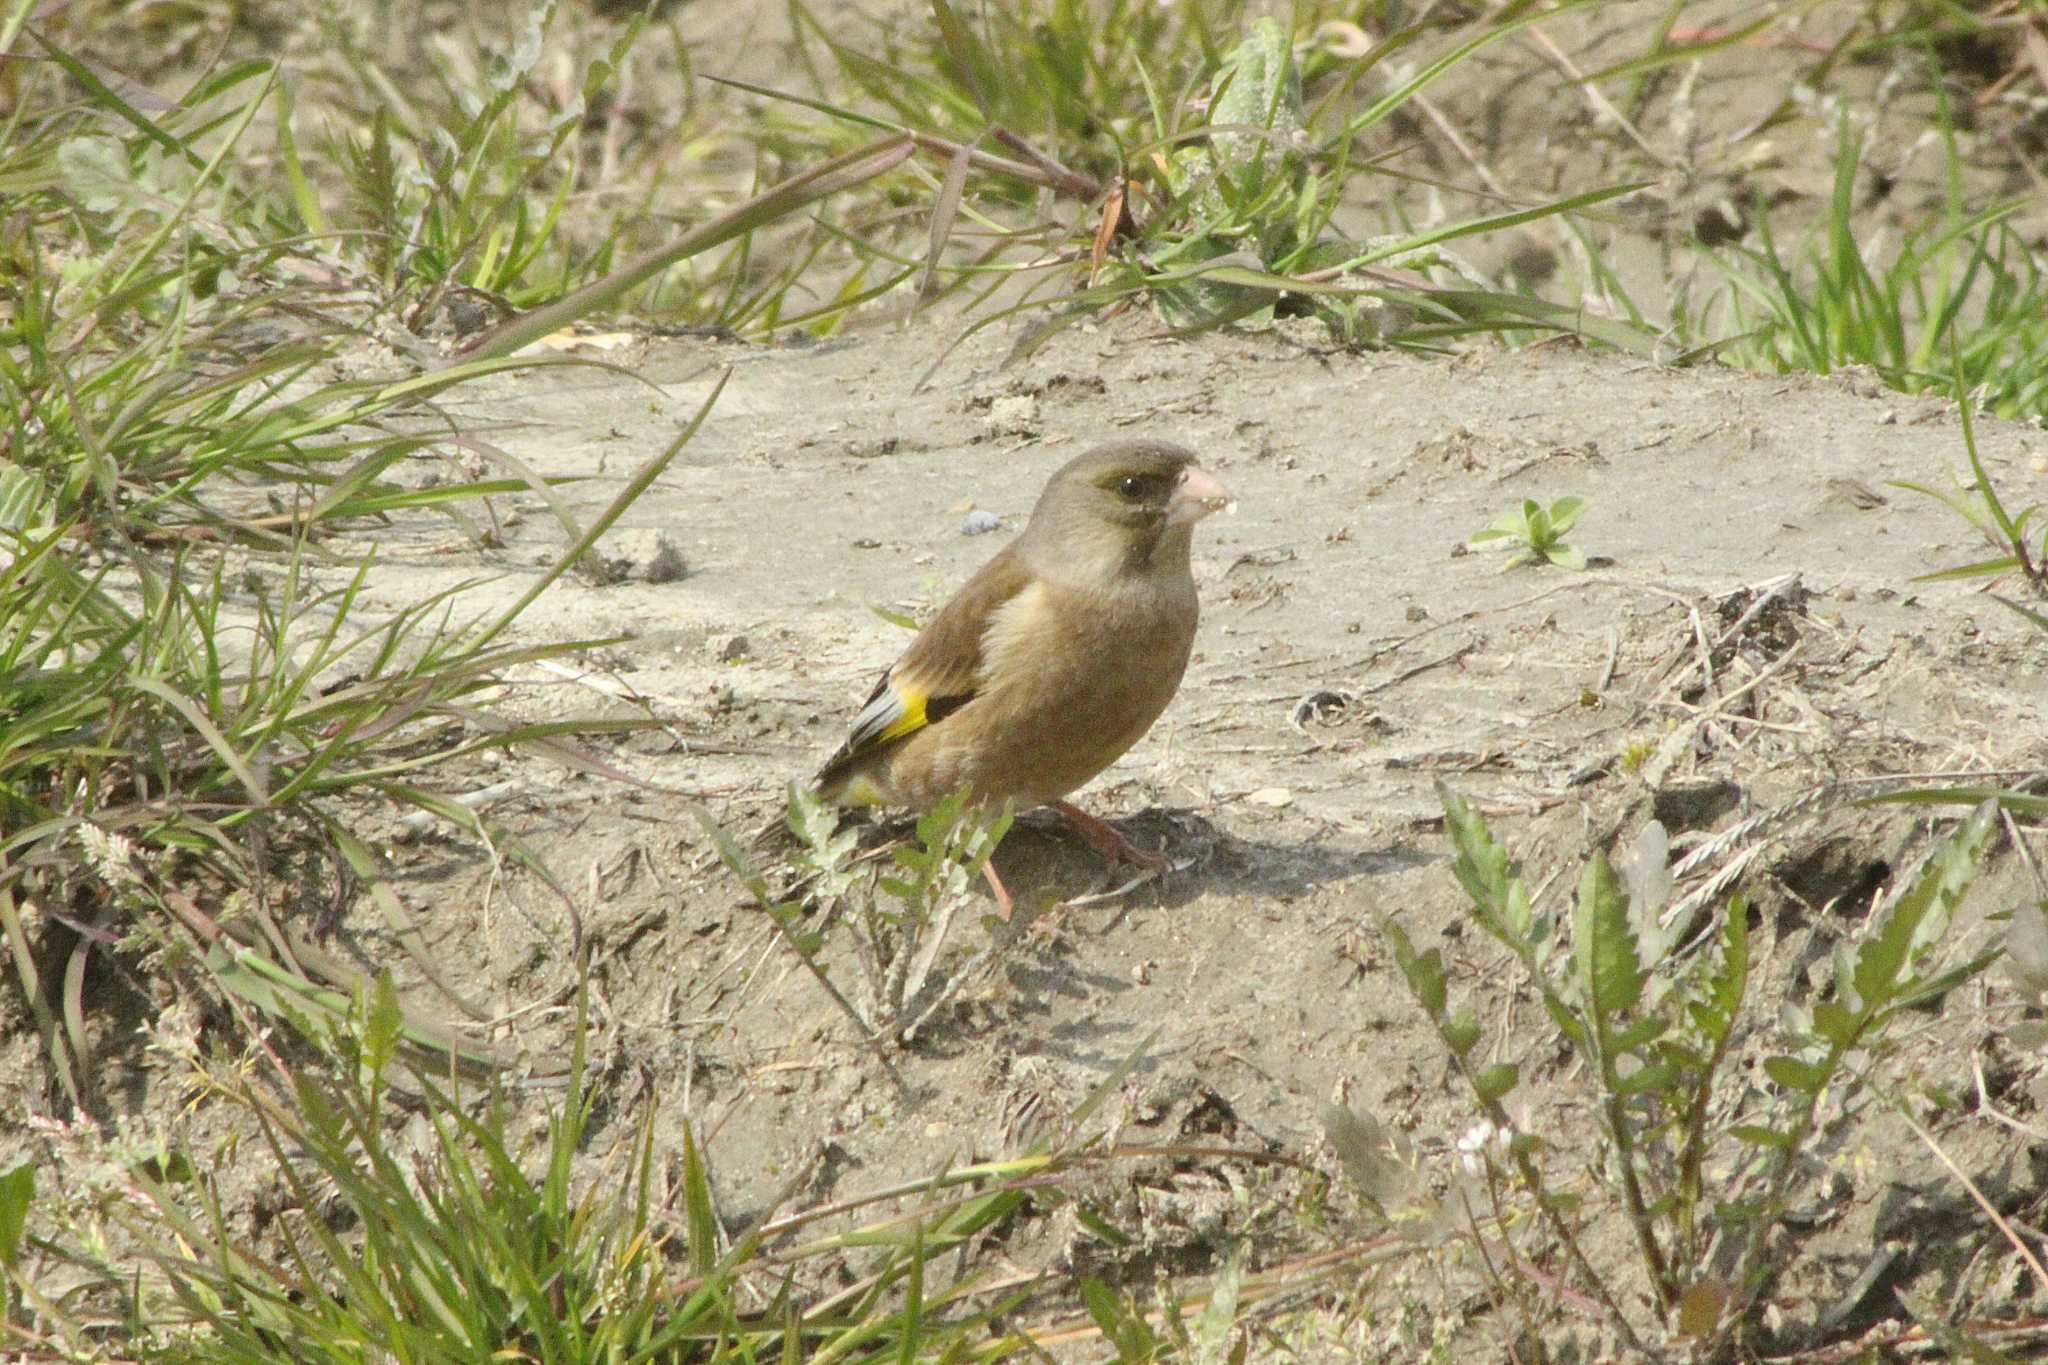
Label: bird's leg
xmin=1051 ymin=800 xmax=1169 ymax=871
xmin=981 ymin=857 xmax=1017 ymax=921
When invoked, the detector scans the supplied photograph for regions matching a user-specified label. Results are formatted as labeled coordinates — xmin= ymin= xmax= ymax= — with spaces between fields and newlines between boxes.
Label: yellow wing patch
xmin=876 ymin=684 xmax=928 ymax=743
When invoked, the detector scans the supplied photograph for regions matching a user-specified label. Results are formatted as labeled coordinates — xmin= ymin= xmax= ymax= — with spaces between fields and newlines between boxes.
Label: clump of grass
xmin=1374 ymin=786 xmax=2000 ymax=1355
xmin=1701 ymin=113 xmax=2048 ymax=424
xmin=6 ymin=975 xmax=1054 ymax=1360
xmin=1890 ymin=353 xmax=2046 ymax=597
xmin=740 ymin=3 xmax=1660 ymax=362
xmin=0 ymin=8 xmax=911 ymax=1118
xmin=310 ymin=0 xmax=663 ymax=317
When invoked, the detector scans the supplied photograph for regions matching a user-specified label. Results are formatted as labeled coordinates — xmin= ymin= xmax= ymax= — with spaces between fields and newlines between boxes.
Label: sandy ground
xmin=13 ymin=0 xmax=2048 ymax=1352
xmin=241 ymin=315 xmax=2048 ymax=1352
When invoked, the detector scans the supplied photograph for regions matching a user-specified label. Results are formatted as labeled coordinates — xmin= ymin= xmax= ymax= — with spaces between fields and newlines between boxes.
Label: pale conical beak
xmin=1168 ymin=465 xmax=1235 ymax=526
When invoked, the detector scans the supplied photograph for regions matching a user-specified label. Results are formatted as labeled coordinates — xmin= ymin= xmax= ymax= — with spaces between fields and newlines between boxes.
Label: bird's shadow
xmin=995 ymin=804 xmax=1422 ymax=915
xmin=961 ymin=805 xmax=1437 ymax=1070
xmin=811 ymin=803 xmax=1430 ymax=1064
xmin=830 ymin=803 xmax=1417 ymax=919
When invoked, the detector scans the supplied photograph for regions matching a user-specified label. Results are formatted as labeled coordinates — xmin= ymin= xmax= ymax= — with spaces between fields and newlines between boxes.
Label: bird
xmin=814 ymin=439 xmax=1232 ymax=916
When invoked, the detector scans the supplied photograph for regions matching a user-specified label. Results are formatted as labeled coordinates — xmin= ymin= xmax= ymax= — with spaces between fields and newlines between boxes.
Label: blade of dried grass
xmin=919 ymin=138 xmax=975 ymax=311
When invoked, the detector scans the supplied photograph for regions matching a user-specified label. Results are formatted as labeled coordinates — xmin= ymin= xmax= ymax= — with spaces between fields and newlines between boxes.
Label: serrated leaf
xmin=1693 ymin=895 xmax=1750 ymax=1043
xmin=1441 ymin=1009 xmax=1481 ymax=1056
xmin=1620 ymin=820 xmax=1672 ymax=917
xmin=1850 ymin=801 xmax=1993 ymax=1009
xmin=1659 ymin=1038 xmax=1707 ymax=1070
xmin=1574 ymin=850 xmax=1645 ymax=1020
xmin=1437 ymin=782 xmax=1532 ymax=944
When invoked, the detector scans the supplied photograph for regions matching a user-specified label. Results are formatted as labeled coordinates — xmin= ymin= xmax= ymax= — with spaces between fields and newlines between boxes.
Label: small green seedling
xmin=1470 ymin=496 xmax=1588 ymax=570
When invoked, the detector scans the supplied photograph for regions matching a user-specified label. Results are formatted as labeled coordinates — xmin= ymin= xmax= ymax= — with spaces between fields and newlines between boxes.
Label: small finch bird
xmin=815 ymin=439 xmax=1232 ymax=916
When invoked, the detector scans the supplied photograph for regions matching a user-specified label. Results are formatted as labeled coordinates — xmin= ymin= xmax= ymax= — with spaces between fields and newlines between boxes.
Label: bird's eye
xmin=1116 ymin=475 xmax=1144 ymax=498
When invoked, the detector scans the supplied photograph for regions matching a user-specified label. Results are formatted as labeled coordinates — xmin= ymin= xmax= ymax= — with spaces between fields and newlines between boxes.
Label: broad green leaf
xmin=1380 ymin=913 xmax=1446 ymax=1020
xmin=1442 ymin=1009 xmax=1481 ymax=1056
xmin=1811 ymin=999 xmax=1859 ymax=1047
xmin=1610 ymin=1015 xmax=1671 ymax=1053
xmin=1545 ymin=543 xmax=1589 ymax=571
xmin=1472 ymin=1063 xmax=1520 ymax=1101
xmin=1764 ymin=1056 xmax=1827 ymax=1095
xmin=1611 ymin=1062 xmax=1677 ymax=1095
xmin=1547 ymin=496 xmax=1587 ymax=535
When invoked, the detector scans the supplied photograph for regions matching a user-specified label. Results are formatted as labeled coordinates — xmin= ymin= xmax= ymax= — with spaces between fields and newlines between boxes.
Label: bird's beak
xmin=1168 ymin=465 xmax=1235 ymax=526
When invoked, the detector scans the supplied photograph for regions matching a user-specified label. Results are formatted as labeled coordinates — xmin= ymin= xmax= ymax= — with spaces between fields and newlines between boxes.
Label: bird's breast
xmin=950 ymin=574 xmax=1198 ymax=804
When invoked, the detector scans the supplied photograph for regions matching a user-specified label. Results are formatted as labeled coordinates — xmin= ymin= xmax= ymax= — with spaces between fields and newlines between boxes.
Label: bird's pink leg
xmin=981 ymin=858 xmax=1018 ymax=921
xmin=1051 ymin=800 xmax=1170 ymax=871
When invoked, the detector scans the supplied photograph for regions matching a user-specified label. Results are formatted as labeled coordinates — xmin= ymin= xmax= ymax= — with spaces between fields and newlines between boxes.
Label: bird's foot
xmin=1051 ymin=800 xmax=1170 ymax=871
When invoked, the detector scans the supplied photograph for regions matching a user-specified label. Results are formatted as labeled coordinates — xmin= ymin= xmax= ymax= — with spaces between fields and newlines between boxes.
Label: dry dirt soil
xmin=147 ymin=317 xmax=2048 ymax=1354
xmin=13 ymin=1 xmax=2048 ymax=1357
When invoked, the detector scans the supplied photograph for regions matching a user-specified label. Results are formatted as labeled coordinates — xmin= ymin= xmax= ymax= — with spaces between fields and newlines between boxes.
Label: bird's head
xmin=1026 ymin=440 xmax=1233 ymax=577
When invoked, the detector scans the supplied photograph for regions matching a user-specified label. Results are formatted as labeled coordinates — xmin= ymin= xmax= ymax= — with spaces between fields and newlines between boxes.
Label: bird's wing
xmin=816 ymin=544 xmax=1035 ymax=791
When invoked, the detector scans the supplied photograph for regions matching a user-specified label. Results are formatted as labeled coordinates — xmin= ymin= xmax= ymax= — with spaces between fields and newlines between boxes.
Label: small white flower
xmin=1455 ymin=1120 xmax=1511 ymax=1175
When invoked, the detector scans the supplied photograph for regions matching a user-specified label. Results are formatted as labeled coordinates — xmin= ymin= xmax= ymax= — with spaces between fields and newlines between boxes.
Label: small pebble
xmin=706 ymin=632 xmax=750 ymax=663
xmin=961 ymin=509 xmax=1002 ymax=536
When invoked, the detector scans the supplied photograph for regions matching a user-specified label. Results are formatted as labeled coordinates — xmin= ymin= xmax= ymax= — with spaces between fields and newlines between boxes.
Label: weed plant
xmin=1375 ymin=787 xmax=1999 ymax=1355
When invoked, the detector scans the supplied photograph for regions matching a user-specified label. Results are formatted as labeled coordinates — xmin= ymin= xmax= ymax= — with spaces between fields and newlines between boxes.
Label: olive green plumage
xmin=815 ymin=440 xmax=1232 ymax=812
